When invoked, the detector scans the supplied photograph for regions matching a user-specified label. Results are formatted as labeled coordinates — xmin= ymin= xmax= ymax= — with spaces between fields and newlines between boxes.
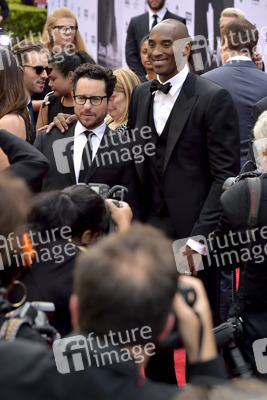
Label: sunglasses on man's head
xmin=23 ymin=65 xmax=53 ymax=75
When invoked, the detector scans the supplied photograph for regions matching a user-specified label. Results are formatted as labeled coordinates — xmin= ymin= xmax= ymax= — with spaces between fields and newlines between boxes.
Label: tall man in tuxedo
xmin=128 ymin=19 xmax=240 ymax=325
xmin=126 ymin=0 xmax=186 ymax=77
xmin=34 ymin=64 xmax=140 ymax=217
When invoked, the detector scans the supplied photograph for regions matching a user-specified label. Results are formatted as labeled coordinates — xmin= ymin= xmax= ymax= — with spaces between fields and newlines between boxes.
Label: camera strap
xmin=229 ymin=176 xmax=262 ymax=317
xmin=0 ymin=318 xmax=31 ymax=341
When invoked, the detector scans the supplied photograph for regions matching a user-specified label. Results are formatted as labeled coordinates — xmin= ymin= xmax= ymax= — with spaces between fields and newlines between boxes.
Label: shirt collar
xmin=148 ymin=7 xmax=166 ymax=20
xmin=226 ymin=55 xmax=252 ymax=63
xmin=74 ymin=120 xmax=106 ymax=140
xmin=157 ymin=63 xmax=189 ymax=96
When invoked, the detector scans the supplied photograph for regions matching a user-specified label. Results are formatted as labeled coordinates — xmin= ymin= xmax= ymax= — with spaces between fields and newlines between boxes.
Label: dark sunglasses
xmin=23 ymin=65 xmax=53 ymax=75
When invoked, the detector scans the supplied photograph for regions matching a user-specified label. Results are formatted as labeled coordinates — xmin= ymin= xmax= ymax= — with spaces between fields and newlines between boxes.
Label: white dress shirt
xmin=226 ymin=55 xmax=252 ymax=63
xmin=148 ymin=7 xmax=166 ymax=31
xmin=73 ymin=121 xmax=106 ymax=183
xmin=153 ymin=64 xmax=189 ymax=135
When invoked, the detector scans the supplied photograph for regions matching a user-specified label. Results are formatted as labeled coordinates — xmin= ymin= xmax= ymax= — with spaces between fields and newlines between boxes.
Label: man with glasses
xmin=12 ymin=40 xmax=50 ymax=142
xmin=34 ymin=63 xmax=141 ymax=218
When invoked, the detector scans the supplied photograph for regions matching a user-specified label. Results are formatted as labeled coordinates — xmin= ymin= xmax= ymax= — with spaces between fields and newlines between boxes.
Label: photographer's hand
xmin=106 ymin=200 xmax=133 ymax=232
xmin=173 ymin=275 xmax=217 ymax=364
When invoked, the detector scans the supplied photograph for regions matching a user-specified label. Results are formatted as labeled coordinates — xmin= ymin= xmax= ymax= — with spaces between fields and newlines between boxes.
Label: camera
xmin=156 ymin=282 xmax=197 ymax=349
xmin=222 ymin=161 xmax=260 ymax=191
xmin=0 ymin=291 xmax=60 ymax=345
xmin=213 ymin=316 xmax=254 ymax=378
xmin=88 ymin=184 xmax=128 ymax=232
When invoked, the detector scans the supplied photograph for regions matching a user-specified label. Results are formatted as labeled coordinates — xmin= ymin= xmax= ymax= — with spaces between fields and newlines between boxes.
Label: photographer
xmin=0 ymin=173 xmax=45 ymax=343
xmin=0 ymin=224 xmax=227 ymax=399
xmin=206 ymin=111 xmax=267 ymax=377
xmin=10 ymin=184 xmax=133 ymax=337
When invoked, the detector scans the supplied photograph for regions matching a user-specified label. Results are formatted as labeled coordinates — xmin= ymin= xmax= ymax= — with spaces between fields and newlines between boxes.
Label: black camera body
xmin=156 ymin=282 xmax=197 ymax=350
xmin=0 ymin=293 xmax=60 ymax=345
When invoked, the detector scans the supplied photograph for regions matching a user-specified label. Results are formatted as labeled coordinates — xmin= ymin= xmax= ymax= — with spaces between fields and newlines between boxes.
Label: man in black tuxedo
xmin=126 ymin=0 xmax=186 ymax=77
xmin=34 ymin=64 xmax=140 ymax=217
xmin=128 ymin=19 xmax=240 ymax=323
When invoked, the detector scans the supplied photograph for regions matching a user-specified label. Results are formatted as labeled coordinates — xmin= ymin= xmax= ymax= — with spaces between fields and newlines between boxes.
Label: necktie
xmin=78 ymin=131 xmax=94 ymax=183
xmin=28 ymin=100 xmax=36 ymax=142
xmin=152 ymin=14 xmax=158 ymax=29
xmin=150 ymin=79 xmax=172 ymax=95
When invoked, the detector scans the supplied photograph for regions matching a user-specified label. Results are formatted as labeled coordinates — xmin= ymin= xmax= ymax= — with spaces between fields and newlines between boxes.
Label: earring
xmin=7 ymin=280 xmax=27 ymax=308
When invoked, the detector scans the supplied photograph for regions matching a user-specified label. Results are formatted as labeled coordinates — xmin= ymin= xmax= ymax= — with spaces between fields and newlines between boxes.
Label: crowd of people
xmin=1 ymin=0 xmax=267 ymax=398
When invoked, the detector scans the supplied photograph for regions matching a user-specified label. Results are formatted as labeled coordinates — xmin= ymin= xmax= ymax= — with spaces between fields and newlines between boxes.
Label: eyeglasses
xmin=23 ymin=65 xmax=53 ymax=75
xmin=73 ymin=95 xmax=108 ymax=106
xmin=53 ymin=25 xmax=78 ymax=34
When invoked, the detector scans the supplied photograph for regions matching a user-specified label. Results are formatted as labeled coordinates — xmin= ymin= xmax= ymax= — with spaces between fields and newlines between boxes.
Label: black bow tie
xmin=150 ymin=79 xmax=172 ymax=95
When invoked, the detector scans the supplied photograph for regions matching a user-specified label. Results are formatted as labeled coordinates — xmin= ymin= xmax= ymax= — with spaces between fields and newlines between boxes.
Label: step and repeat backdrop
xmin=47 ymin=0 xmax=267 ymax=70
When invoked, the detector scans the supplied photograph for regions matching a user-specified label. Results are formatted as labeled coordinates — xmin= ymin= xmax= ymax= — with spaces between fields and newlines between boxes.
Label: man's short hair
xmin=11 ymin=39 xmax=45 ymax=66
xmin=74 ymin=223 xmax=178 ymax=344
xmin=221 ymin=18 xmax=258 ymax=56
xmin=71 ymin=63 xmax=117 ymax=99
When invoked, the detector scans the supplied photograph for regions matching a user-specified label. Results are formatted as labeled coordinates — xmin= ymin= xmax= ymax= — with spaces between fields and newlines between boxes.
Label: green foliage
xmin=3 ymin=2 xmax=47 ymax=42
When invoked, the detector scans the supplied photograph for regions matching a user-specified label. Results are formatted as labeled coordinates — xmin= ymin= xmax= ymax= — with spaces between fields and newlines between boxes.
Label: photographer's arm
xmin=173 ymin=276 xmax=227 ymax=381
xmin=105 ymin=200 xmax=133 ymax=232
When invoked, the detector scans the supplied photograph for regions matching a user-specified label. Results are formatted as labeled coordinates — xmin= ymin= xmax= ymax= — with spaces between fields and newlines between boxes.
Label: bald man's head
xmin=148 ymin=19 xmax=191 ymax=81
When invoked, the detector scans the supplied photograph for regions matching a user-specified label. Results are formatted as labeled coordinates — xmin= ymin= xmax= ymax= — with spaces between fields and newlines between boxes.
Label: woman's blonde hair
xmin=41 ymin=7 xmax=88 ymax=55
xmin=106 ymin=68 xmax=141 ymax=129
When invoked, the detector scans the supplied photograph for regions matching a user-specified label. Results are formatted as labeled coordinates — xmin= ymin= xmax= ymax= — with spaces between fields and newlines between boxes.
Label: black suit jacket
xmin=128 ymin=72 xmax=240 ymax=238
xmin=126 ymin=10 xmax=186 ymax=76
xmin=0 ymin=339 xmax=226 ymax=400
xmin=0 ymin=129 xmax=49 ymax=192
xmin=34 ymin=124 xmax=141 ymax=217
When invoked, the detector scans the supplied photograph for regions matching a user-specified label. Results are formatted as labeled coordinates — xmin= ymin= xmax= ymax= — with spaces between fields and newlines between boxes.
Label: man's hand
xmin=173 ymin=275 xmax=217 ymax=364
xmin=252 ymin=51 xmax=264 ymax=71
xmin=105 ymin=200 xmax=133 ymax=232
xmin=40 ymin=113 xmax=77 ymax=134
xmin=176 ymin=244 xmax=202 ymax=276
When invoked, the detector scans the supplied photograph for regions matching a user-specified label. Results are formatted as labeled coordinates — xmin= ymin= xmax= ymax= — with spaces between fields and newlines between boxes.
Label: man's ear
xmin=182 ymin=41 xmax=191 ymax=58
xmin=80 ymin=229 xmax=99 ymax=245
xmin=69 ymin=294 xmax=79 ymax=331
xmin=157 ymin=312 xmax=175 ymax=342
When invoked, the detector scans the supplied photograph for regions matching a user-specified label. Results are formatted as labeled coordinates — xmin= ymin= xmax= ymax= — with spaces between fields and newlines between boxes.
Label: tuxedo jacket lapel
xmin=63 ymin=125 xmax=76 ymax=185
xmin=83 ymin=126 xmax=113 ymax=182
xmin=164 ymin=73 xmax=198 ymax=173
